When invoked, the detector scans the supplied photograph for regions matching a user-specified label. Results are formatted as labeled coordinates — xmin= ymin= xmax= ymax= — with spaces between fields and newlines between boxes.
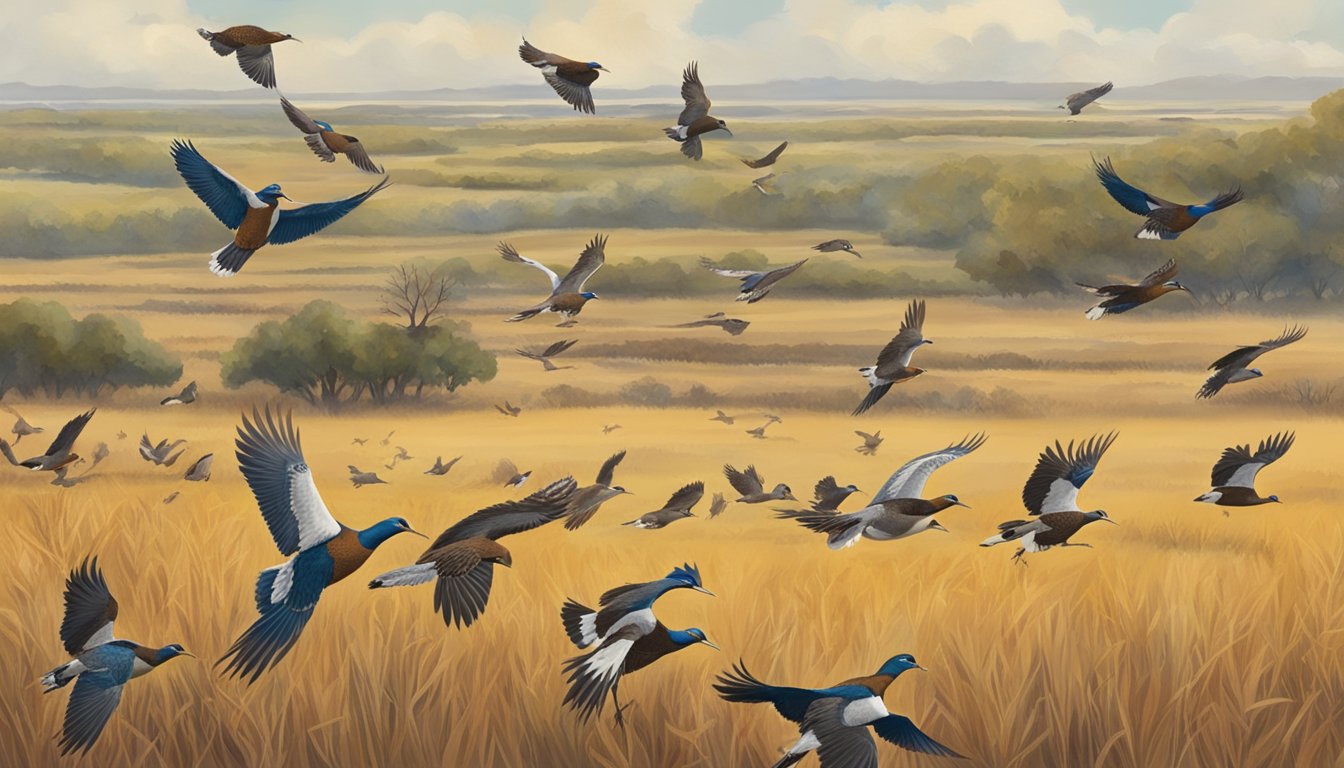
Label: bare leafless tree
xmin=382 ymin=262 xmax=458 ymax=334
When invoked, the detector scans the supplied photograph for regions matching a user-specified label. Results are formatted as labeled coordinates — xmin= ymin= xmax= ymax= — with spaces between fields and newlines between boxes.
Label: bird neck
xmin=357 ymin=521 xmax=402 ymax=549
xmin=666 ymin=629 xmax=700 ymax=647
xmin=925 ymin=496 xmax=958 ymax=512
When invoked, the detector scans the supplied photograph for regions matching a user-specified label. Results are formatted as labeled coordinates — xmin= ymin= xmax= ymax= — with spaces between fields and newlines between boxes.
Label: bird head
xmin=315 ymin=120 xmax=334 ymax=132
xmin=775 ymin=484 xmax=796 ymax=501
xmin=716 ymin=119 xmax=733 ymax=136
xmin=1087 ymin=510 xmax=1118 ymax=525
xmin=942 ymin=494 xmax=969 ymax=509
xmin=878 ymin=653 xmax=926 ymax=676
xmin=667 ymin=563 xmax=714 ymax=595
xmin=489 ymin=548 xmax=514 ymax=568
xmin=844 ymin=484 xmax=861 ymax=494
xmin=157 ymin=643 xmax=194 ymax=662
xmin=928 ymin=519 xmax=949 ymax=532
xmin=359 ymin=517 xmax=426 ymax=548
xmin=256 ymin=184 xmax=291 ymax=204
xmin=581 ymin=291 xmax=600 ymax=300
xmin=1268 ymin=494 xmax=1281 ymax=503
xmin=586 ymin=61 xmax=609 ymax=72
xmin=282 ymin=33 xmax=300 ymax=42
xmin=1249 ymin=368 xmax=1264 ymax=378
xmin=1165 ymin=280 xmax=1192 ymax=295
xmin=672 ymin=627 xmax=720 ymax=650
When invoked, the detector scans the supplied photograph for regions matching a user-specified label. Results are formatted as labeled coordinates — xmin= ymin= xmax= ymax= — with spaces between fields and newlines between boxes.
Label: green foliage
xmin=0 ymin=299 xmax=181 ymax=399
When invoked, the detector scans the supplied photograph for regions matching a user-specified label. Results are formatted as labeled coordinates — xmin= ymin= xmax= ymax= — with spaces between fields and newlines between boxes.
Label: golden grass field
xmin=2 ymin=105 xmax=1343 ymax=766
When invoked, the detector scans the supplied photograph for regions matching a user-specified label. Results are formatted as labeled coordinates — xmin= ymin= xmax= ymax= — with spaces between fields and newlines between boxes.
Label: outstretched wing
xmin=279 ymin=96 xmax=322 ymax=133
xmin=60 ymin=557 xmax=118 ymax=655
xmin=170 ymin=139 xmax=252 ymax=229
xmin=595 ymin=449 xmax=626 ymax=486
xmin=556 ymin=233 xmax=607 ymax=294
xmin=1201 ymin=325 xmax=1307 ymax=398
xmin=803 ymin=697 xmax=879 ymax=767
xmin=713 ymin=660 xmax=823 ymax=723
xmin=874 ymin=433 xmax=987 ymax=503
xmin=1067 ymin=81 xmax=1113 ymax=112
xmin=58 ymin=656 xmax=128 ymax=755
xmin=699 ymin=257 xmax=757 ymax=279
xmin=1093 ymin=156 xmax=1173 ymax=216
xmin=742 ymin=141 xmax=788 ymax=169
xmin=872 ymin=714 xmax=965 ymax=758
xmin=268 ymin=177 xmax=391 ymax=245
xmin=678 ymin=62 xmax=711 ymax=125
xmin=498 ymin=242 xmax=561 ymax=290
xmin=542 ymin=339 xmax=578 ymax=358
xmin=433 ymin=476 xmax=577 ymax=542
xmin=1211 ymin=431 xmax=1294 ymax=488
xmin=874 ymin=300 xmax=927 ymax=370
xmin=662 ymin=480 xmax=705 ymax=512
xmin=724 ymin=464 xmax=764 ymax=496
xmin=235 ymin=406 xmax=341 ymax=555
xmin=1022 ymin=432 xmax=1117 ymax=515
xmin=44 ymin=410 xmax=95 ymax=458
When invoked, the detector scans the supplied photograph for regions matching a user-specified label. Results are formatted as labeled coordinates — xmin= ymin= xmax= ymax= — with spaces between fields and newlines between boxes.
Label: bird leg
xmin=610 ymin=682 xmax=634 ymax=729
xmin=1011 ymin=548 xmax=1029 ymax=566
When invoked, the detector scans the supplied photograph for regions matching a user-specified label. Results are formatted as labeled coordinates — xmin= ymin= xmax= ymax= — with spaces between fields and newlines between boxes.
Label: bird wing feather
xmin=269 ymin=177 xmax=391 ymax=246
xmin=234 ymin=406 xmax=342 ymax=555
xmin=873 ymin=433 xmax=986 ymax=503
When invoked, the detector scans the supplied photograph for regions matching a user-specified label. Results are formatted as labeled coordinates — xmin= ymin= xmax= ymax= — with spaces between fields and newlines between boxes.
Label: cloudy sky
xmin=6 ymin=0 xmax=1344 ymax=91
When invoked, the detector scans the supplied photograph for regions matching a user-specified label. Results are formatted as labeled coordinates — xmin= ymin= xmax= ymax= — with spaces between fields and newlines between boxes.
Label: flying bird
xmin=161 ymin=492 xmax=180 ymax=506
xmin=1195 ymin=432 xmax=1293 ymax=507
xmin=564 ymin=451 xmax=630 ymax=530
xmin=664 ymin=63 xmax=731 ymax=160
xmin=665 ymin=313 xmax=751 ymax=336
xmin=392 ymin=446 xmax=412 ymax=462
xmin=623 ymin=481 xmax=704 ymax=529
xmin=170 ymin=140 xmax=390 ymax=276
xmin=380 ymin=430 xmax=395 ymax=446
xmin=707 ymin=492 xmax=729 ymax=518
xmin=219 ymin=408 xmax=424 ymax=683
xmin=602 ymin=424 xmax=622 ymax=435
xmin=709 ymin=410 xmax=736 ymax=425
xmin=561 ymin=564 xmax=717 ymax=726
xmin=425 ymin=456 xmax=463 ymax=477
xmin=280 ymin=97 xmax=384 ymax=174
xmin=700 ymin=257 xmax=807 ymax=303
xmin=369 ymin=477 xmax=578 ymax=628
xmin=518 ymin=38 xmax=607 ymax=114
xmin=41 ymin=557 xmax=192 ymax=755
xmin=775 ymin=476 xmax=863 ymax=519
xmin=517 ymin=339 xmax=579 ymax=372
xmin=1078 ymin=258 xmax=1190 ymax=319
xmin=347 ymin=465 xmax=388 ymax=488
xmin=495 ymin=401 xmax=522 ymax=417
xmin=715 ymin=653 xmax=963 ymax=764
xmin=813 ymin=239 xmax=862 ymax=259
xmin=855 ymin=430 xmax=883 ymax=456
xmin=0 ymin=410 xmax=95 ymax=473
xmin=1198 ymin=325 xmax=1307 ymax=399
xmin=854 ymin=299 xmax=932 ymax=416
xmin=1060 ymin=81 xmax=1113 ymax=115
xmin=981 ymin=433 xmax=1119 ymax=562
xmin=751 ymin=173 xmax=778 ymax=195
xmin=1093 ymin=156 xmax=1243 ymax=240
xmin=497 ymin=459 xmax=532 ymax=489
xmin=159 ymin=381 xmax=197 ymax=406
xmin=724 ymin=464 xmax=795 ymax=504
xmin=183 ymin=454 xmax=213 ymax=482
xmin=500 ymin=236 xmax=605 ymax=326
xmin=3 ymin=405 xmax=44 ymax=444
xmin=742 ymin=141 xmax=788 ymax=169
xmin=352 ymin=438 xmax=368 ymax=446
xmin=138 ymin=434 xmax=187 ymax=467
xmin=196 ymin=25 xmax=298 ymax=89
xmin=745 ymin=421 xmax=773 ymax=440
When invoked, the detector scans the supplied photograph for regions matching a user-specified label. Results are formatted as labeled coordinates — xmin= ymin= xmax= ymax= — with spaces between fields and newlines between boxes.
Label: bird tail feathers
xmin=1084 ymin=303 xmax=1106 ymax=320
xmin=209 ymin=243 xmax=257 ymax=277
xmin=851 ymin=382 xmax=892 ymax=416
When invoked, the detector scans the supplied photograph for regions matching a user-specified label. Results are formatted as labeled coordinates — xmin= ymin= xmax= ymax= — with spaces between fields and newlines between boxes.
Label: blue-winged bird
xmin=1198 ymin=325 xmax=1307 ymax=399
xmin=743 ymin=141 xmax=788 ymax=169
xmin=197 ymin=25 xmax=298 ymax=89
xmin=368 ymin=477 xmax=577 ymax=628
xmin=623 ymin=481 xmax=704 ymax=529
xmin=791 ymin=434 xmax=984 ymax=549
xmin=715 ymin=653 xmax=963 ymax=764
xmin=1195 ymin=431 xmax=1293 ymax=507
xmin=1078 ymin=258 xmax=1190 ymax=319
xmin=0 ymin=409 xmax=94 ymax=473
xmin=664 ymin=63 xmax=731 ymax=160
xmin=1061 ymin=81 xmax=1112 ymax=115
xmin=854 ymin=299 xmax=931 ymax=416
xmin=41 ymin=557 xmax=192 ymax=756
xmin=725 ymin=464 xmax=795 ymax=504
xmin=518 ymin=39 xmax=607 ymax=114
xmin=561 ymin=564 xmax=717 ymax=726
xmin=517 ymin=338 xmax=578 ymax=371
xmin=280 ymin=97 xmax=384 ymax=174
xmin=160 ymin=380 xmax=197 ymax=406
xmin=218 ymin=407 xmax=424 ymax=683
xmin=499 ymin=235 xmax=605 ymax=326
xmin=981 ymin=433 xmax=1118 ymax=562
xmin=170 ymin=140 xmax=390 ymax=276
xmin=813 ymin=239 xmax=862 ymax=259
xmin=1093 ymin=156 xmax=1243 ymax=240
xmin=564 ymin=450 xmax=629 ymax=530
xmin=701 ymin=257 xmax=808 ymax=303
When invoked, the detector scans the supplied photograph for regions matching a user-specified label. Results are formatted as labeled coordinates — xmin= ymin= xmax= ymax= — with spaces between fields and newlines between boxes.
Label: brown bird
xmin=495 ymin=401 xmax=522 ymax=417
xmin=280 ymin=97 xmax=384 ymax=174
xmin=623 ymin=481 xmax=704 ymax=529
xmin=183 ymin=454 xmax=213 ymax=482
xmin=380 ymin=430 xmax=396 ymax=446
xmin=1078 ymin=259 xmax=1190 ymax=319
xmin=724 ymin=464 xmax=795 ymax=504
xmin=159 ymin=380 xmax=197 ymax=406
xmin=425 ymin=456 xmax=463 ymax=477
xmin=0 ymin=410 xmax=94 ymax=473
xmin=853 ymin=299 xmax=931 ymax=416
xmin=196 ymin=25 xmax=299 ymax=89
xmin=742 ymin=141 xmax=788 ymax=169
xmin=709 ymin=410 xmax=736 ymax=425
xmin=1060 ymin=81 xmax=1112 ymax=115
xmin=745 ymin=422 xmax=773 ymax=440
xmin=602 ymin=424 xmax=622 ymax=435
xmin=518 ymin=39 xmax=607 ymax=114
xmin=516 ymin=339 xmax=578 ymax=372
xmin=564 ymin=451 xmax=629 ymax=530
xmin=1194 ymin=432 xmax=1292 ymax=507
xmin=664 ymin=62 xmax=731 ymax=161
xmin=500 ymin=236 xmax=605 ymax=326
xmin=496 ymin=459 xmax=532 ymax=489
xmin=813 ymin=239 xmax=862 ymax=259
xmin=347 ymin=465 xmax=388 ymax=488
xmin=707 ymin=492 xmax=729 ymax=518
xmin=855 ymin=430 xmax=883 ymax=456
xmin=1198 ymin=325 xmax=1307 ymax=399
xmin=665 ymin=313 xmax=750 ymax=336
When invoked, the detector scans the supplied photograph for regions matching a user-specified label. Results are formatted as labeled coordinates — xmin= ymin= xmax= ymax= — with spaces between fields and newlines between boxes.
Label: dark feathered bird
xmin=1093 ymin=156 xmax=1243 ymax=240
xmin=518 ymin=39 xmax=607 ymax=114
xmin=724 ymin=464 xmax=794 ymax=504
xmin=623 ymin=481 xmax=703 ymax=529
xmin=3 ymin=405 xmax=44 ymax=444
xmin=196 ymin=25 xmax=299 ymax=89
xmin=517 ymin=339 xmax=578 ymax=371
xmin=500 ymin=235 xmax=605 ymax=326
xmin=138 ymin=433 xmax=186 ymax=467
xmin=665 ymin=312 xmax=750 ymax=336
xmin=813 ymin=239 xmax=862 ymax=259
xmin=159 ymin=380 xmax=197 ymax=406
xmin=425 ymin=455 xmax=463 ymax=477
xmin=1060 ymin=81 xmax=1112 ymax=115
xmin=564 ymin=451 xmax=629 ymax=530
xmin=0 ymin=410 xmax=94 ymax=473
xmin=774 ymin=475 xmax=862 ymax=519
xmin=742 ymin=141 xmax=788 ymax=169
xmin=347 ymin=465 xmax=388 ymax=488
xmin=709 ymin=410 xmax=736 ymax=425
xmin=280 ymin=97 xmax=384 ymax=174
xmin=1078 ymin=258 xmax=1190 ymax=319
xmin=183 ymin=453 xmax=213 ymax=482
xmin=1197 ymin=325 xmax=1307 ymax=399
xmin=368 ymin=477 xmax=577 ymax=628
xmin=495 ymin=401 xmax=522 ymax=417
xmin=664 ymin=63 xmax=731 ymax=161
xmin=854 ymin=299 xmax=931 ymax=416
xmin=1194 ymin=432 xmax=1293 ymax=507
xmin=701 ymin=257 xmax=807 ymax=303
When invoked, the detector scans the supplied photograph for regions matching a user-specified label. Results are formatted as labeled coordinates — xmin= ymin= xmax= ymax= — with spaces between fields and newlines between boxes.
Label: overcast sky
xmin=6 ymin=0 xmax=1344 ymax=91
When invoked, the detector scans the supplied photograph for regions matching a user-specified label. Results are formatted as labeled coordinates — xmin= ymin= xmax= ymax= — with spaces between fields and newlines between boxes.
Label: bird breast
xmin=842 ymin=696 xmax=889 ymax=727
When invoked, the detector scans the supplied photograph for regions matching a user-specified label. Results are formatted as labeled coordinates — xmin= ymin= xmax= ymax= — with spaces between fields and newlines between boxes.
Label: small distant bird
xmin=280 ymin=97 xmax=383 ymax=174
xmin=1093 ymin=156 xmax=1243 ymax=240
xmin=159 ymin=381 xmax=197 ymax=406
xmin=500 ymin=236 xmax=605 ymax=326
xmin=87 ymin=442 xmax=110 ymax=473
xmin=623 ymin=482 xmax=704 ymax=529
xmin=170 ymin=140 xmax=390 ymax=276
xmin=495 ymin=401 xmax=523 ymax=417
xmin=51 ymin=463 xmax=90 ymax=488
xmin=425 ymin=456 xmax=463 ymax=476
xmin=3 ymin=405 xmax=44 ymax=444
xmin=1198 ymin=325 xmax=1307 ymax=399
xmin=138 ymin=434 xmax=186 ymax=467
xmin=196 ymin=25 xmax=299 ymax=89
xmin=0 ymin=410 xmax=95 ymax=473
xmin=855 ymin=430 xmax=883 ymax=456
xmin=701 ymin=257 xmax=808 ymax=303
xmin=602 ymin=424 xmax=622 ymax=435
xmin=812 ymin=476 xmax=863 ymax=512
xmin=393 ymin=446 xmax=412 ymax=462
xmin=981 ymin=433 xmax=1118 ymax=562
xmin=751 ymin=173 xmax=778 ymax=196
xmin=565 ymin=451 xmax=629 ymax=530
xmin=518 ymin=39 xmax=607 ymax=114
xmin=517 ymin=339 xmax=578 ymax=371
xmin=724 ymin=464 xmax=795 ymax=504
xmin=220 ymin=407 xmax=424 ymax=683
xmin=1060 ymin=81 xmax=1113 ymax=115
xmin=352 ymin=438 xmax=368 ymax=446
xmin=1078 ymin=258 xmax=1190 ymax=319
xmin=369 ymin=477 xmax=578 ymax=628
xmin=162 ymin=491 xmax=180 ymax=506
xmin=813 ymin=239 xmax=862 ymax=259
xmin=561 ymin=564 xmax=717 ymax=726
xmin=763 ymin=413 xmax=784 ymax=424
xmin=384 ymin=458 xmax=400 ymax=471
xmin=1195 ymin=432 xmax=1293 ymax=507
xmin=380 ymin=430 xmax=395 ymax=446
xmin=666 ymin=312 xmax=751 ymax=336
xmin=347 ymin=465 xmax=388 ymax=488
xmin=709 ymin=410 xmax=736 ymax=425
xmin=745 ymin=421 xmax=773 ymax=440
xmin=664 ymin=63 xmax=731 ymax=161
xmin=116 ymin=431 xmax=127 ymax=440
xmin=742 ymin=141 xmax=788 ymax=169
xmin=854 ymin=299 xmax=931 ymax=416
xmin=707 ymin=492 xmax=728 ymax=518
xmin=41 ymin=557 xmax=192 ymax=755
xmin=183 ymin=454 xmax=213 ymax=482
xmin=714 ymin=653 xmax=963 ymax=763
xmin=498 ymin=459 xmax=532 ymax=489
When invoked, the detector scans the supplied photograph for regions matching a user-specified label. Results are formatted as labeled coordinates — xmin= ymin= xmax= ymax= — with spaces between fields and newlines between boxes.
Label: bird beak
xmin=597 ymin=66 xmax=610 ymax=72
xmin=850 ymin=251 xmax=863 ymax=259
xmin=916 ymin=664 xmax=928 ymax=672
xmin=403 ymin=524 xmax=428 ymax=538
xmin=692 ymin=586 xmax=716 ymax=597
xmin=1102 ymin=517 xmax=1119 ymax=525
xmin=701 ymin=639 xmax=721 ymax=651
xmin=621 ymin=490 xmax=634 ymax=495
xmin=722 ymin=127 xmax=734 ymax=137
xmin=180 ymin=651 xmax=197 ymax=659
xmin=279 ymin=193 xmax=292 ymax=202
xmin=954 ymin=501 xmax=970 ymax=509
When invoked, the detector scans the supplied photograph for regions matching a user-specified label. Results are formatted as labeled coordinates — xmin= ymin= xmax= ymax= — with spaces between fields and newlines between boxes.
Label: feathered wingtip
xmin=1209 ymin=186 xmax=1244 ymax=211
xmin=666 ymin=562 xmax=702 ymax=587
xmin=712 ymin=660 xmax=774 ymax=702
